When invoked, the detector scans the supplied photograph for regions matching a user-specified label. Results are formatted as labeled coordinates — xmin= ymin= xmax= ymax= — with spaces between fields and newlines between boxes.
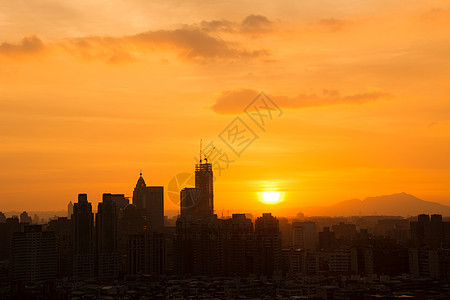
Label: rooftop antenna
xmin=199 ymin=139 xmax=203 ymax=164
xmin=140 ymin=169 xmax=142 ymax=176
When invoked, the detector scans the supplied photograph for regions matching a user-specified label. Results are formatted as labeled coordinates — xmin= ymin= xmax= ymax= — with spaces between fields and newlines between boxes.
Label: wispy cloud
xmin=211 ymin=88 xmax=389 ymax=114
xmin=200 ymin=14 xmax=273 ymax=35
xmin=0 ymin=35 xmax=45 ymax=57
xmin=0 ymin=15 xmax=272 ymax=63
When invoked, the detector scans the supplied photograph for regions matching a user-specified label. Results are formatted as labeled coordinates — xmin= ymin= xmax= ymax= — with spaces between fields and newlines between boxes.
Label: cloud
xmin=241 ymin=15 xmax=273 ymax=34
xmin=200 ymin=19 xmax=237 ymax=33
xmin=211 ymin=88 xmax=388 ymax=114
xmin=200 ymin=14 xmax=273 ymax=35
xmin=0 ymin=15 xmax=272 ymax=63
xmin=131 ymin=28 xmax=268 ymax=60
xmin=0 ymin=35 xmax=45 ymax=57
xmin=211 ymin=89 xmax=259 ymax=114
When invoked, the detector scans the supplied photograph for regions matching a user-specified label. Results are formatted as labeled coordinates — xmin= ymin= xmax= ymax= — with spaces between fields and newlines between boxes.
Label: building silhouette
xmin=176 ymin=160 xmax=221 ymax=275
xmin=96 ymin=194 xmax=119 ymax=279
xmin=254 ymin=213 xmax=282 ymax=276
xmin=72 ymin=193 xmax=94 ymax=279
xmin=222 ymin=214 xmax=255 ymax=277
xmin=180 ymin=162 xmax=214 ymax=220
xmin=144 ymin=187 xmax=164 ymax=230
xmin=121 ymin=173 xmax=166 ymax=276
xmin=319 ymin=227 xmax=336 ymax=250
xmin=292 ymin=221 xmax=316 ymax=250
xmin=103 ymin=193 xmax=129 ymax=217
xmin=132 ymin=172 xmax=147 ymax=209
xmin=410 ymin=214 xmax=450 ymax=247
xmin=11 ymin=225 xmax=57 ymax=283
xmin=19 ymin=211 xmax=32 ymax=224
xmin=47 ymin=217 xmax=73 ymax=278
xmin=0 ymin=212 xmax=6 ymax=223
xmin=67 ymin=201 xmax=73 ymax=219
xmin=0 ymin=217 xmax=22 ymax=260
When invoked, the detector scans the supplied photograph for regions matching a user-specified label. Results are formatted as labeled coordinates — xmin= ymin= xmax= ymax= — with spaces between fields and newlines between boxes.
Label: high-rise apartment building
xmin=254 ymin=213 xmax=281 ymax=276
xmin=72 ymin=193 xmax=94 ymax=279
xmin=145 ymin=186 xmax=164 ymax=229
xmin=96 ymin=194 xmax=119 ymax=279
xmin=292 ymin=222 xmax=316 ymax=251
xmin=11 ymin=225 xmax=57 ymax=283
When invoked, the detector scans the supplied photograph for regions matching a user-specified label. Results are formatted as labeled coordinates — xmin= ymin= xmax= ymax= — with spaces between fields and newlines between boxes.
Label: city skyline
xmin=2 ymin=1 xmax=450 ymax=297
xmin=2 ymin=156 xmax=450 ymax=297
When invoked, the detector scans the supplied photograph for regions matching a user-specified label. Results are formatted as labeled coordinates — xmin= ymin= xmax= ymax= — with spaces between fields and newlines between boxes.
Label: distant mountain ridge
xmin=300 ymin=192 xmax=450 ymax=217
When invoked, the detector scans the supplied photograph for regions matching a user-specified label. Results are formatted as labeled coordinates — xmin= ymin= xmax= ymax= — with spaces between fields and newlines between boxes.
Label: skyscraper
xmin=67 ymin=201 xmax=73 ymax=219
xmin=47 ymin=217 xmax=73 ymax=278
xmin=175 ymin=214 xmax=224 ymax=276
xmin=180 ymin=161 xmax=214 ymax=219
xmin=96 ymin=194 xmax=119 ymax=279
xmin=132 ymin=172 xmax=146 ymax=209
xmin=176 ymin=158 xmax=220 ymax=275
xmin=145 ymin=186 xmax=164 ymax=229
xmin=223 ymin=214 xmax=255 ymax=276
xmin=72 ymin=193 xmax=94 ymax=279
xmin=131 ymin=172 xmax=164 ymax=230
xmin=103 ymin=193 xmax=129 ymax=217
xmin=195 ymin=162 xmax=214 ymax=216
xmin=254 ymin=213 xmax=282 ymax=276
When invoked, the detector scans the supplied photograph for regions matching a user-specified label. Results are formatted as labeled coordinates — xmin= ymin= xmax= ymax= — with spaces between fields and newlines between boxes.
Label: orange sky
xmin=0 ymin=0 xmax=449 ymax=213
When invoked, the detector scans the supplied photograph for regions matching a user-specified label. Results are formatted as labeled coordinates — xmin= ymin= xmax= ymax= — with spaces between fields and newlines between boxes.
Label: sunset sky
xmin=1 ymin=0 xmax=449 ymax=214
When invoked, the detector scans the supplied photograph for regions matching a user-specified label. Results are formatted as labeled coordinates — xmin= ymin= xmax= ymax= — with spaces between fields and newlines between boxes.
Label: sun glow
xmin=258 ymin=191 xmax=284 ymax=204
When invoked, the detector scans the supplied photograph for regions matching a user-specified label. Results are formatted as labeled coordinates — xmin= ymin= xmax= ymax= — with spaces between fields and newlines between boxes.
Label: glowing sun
xmin=258 ymin=191 xmax=284 ymax=204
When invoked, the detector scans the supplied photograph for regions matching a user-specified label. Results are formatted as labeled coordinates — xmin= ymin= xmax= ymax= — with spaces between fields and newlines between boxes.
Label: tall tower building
xmin=145 ymin=186 xmax=164 ymax=229
xmin=195 ymin=162 xmax=214 ymax=215
xmin=131 ymin=172 xmax=164 ymax=230
xmin=176 ymin=156 xmax=220 ymax=275
xmin=96 ymin=194 xmax=119 ymax=279
xmin=223 ymin=214 xmax=255 ymax=276
xmin=68 ymin=201 xmax=73 ymax=219
xmin=254 ymin=213 xmax=281 ymax=276
xmin=180 ymin=161 xmax=214 ymax=219
xmin=133 ymin=172 xmax=146 ymax=209
xmin=72 ymin=193 xmax=94 ymax=279
xmin=47 ymin=217 xmax=73 ymax=278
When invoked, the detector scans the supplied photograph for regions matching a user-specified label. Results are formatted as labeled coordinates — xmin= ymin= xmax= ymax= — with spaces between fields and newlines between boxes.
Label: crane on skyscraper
xmin=204 ymin=146 xmax=215 ymax=163
xmin=199 ymin=139 xmax=215 ymax=164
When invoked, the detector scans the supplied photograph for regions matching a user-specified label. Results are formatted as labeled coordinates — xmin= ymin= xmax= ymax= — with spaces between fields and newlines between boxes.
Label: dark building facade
xmin=96 ymin=194 xmax=119 ymax=279
xmin=254 ymin=213 xmax=282 ymax=276
xmin=222 ymin=214 xmax=255 ymax=277
xmin=11 ymin=225 xmax=57 ymax=283
xmin=144 ymin=186 xmax=164 ymax=230
xmin=72 ymin=193 xmax=95 ymax=279
xmin=47 ymin=217 xmax=73 ymax=278
xmin=180 ymin=163 xmax=214 ymax=220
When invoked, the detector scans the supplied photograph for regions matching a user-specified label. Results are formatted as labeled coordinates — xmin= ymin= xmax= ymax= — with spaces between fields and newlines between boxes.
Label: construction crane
xmin=204 ymin=146 xmax=215 ymax=163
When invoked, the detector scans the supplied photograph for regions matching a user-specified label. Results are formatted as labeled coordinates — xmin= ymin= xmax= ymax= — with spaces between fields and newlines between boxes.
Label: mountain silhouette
xmin=300 ymin=192 xmax=450 ymax=217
